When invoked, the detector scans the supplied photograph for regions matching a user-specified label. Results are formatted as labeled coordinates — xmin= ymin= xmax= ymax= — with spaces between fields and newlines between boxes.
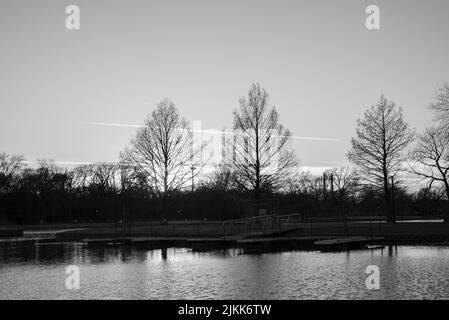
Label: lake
xmin=1 ymin=243 xmax=449 ymax=299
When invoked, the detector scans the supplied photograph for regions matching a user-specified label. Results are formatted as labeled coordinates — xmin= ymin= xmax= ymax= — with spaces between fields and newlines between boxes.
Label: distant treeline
xmin=0 ymin=159 xmax=446 ymax=225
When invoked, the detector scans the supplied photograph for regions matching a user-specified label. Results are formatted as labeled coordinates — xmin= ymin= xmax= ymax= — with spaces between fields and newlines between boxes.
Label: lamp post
xmin=190 ymin=165 xmax=196 ymax=192
xmin=391 ymin=176 xmax=396 ymax=223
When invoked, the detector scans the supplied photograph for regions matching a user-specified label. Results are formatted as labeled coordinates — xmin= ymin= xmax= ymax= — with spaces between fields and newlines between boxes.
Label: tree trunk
xmin=383 ymin=175 xmax=392 ymax=223
xmin=444 ymin=180 xmax=449 ymax=223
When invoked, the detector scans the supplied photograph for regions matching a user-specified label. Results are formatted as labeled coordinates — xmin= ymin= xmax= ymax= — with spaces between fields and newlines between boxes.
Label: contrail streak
xmin=82 ymin=121 xmax=144 ymax=128
xmin=83 ymin=121 xmax=339 ymax=141
xmin=24 ymin=161 xmax=94 ymax=165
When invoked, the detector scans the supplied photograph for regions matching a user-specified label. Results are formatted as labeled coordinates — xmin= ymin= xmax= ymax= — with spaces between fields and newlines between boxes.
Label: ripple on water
xmin=1 ymin=244 xmax=449 ymax=299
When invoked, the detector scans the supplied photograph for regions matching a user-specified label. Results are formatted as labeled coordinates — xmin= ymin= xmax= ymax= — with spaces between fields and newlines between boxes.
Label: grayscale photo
xmin=1 ymin=0 xmax=449 ymax=307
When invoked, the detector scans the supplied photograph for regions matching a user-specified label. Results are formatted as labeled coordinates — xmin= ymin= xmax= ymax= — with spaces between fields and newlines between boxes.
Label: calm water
xmin=1 ymin=243 xmax=449 ymax=299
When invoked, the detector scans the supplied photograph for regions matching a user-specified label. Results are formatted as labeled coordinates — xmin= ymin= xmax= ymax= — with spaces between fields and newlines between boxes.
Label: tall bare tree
xmin=226 ymin=83 xmax=297 ymax=201
xmin=410 ymin=126 xmax=449 ymax=201
xmin=430 ymin=83 xmax=449 ymax=130
xmin=122 ymin=99 xmax=205 ymax=198
xmin=347 ymin=96 xmax=413 ymax=221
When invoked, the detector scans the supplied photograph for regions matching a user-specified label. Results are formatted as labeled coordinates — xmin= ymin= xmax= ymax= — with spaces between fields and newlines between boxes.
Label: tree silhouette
xmin=410 ymin=126 xmax=449 ymax=201
xmin=122 ymin=99 xmax=205 ymax=198
xmin=0 ymin=153 xmax=24 ymax=194
xmin=226 ymin=83 xmax=297 ymax=202
xmin=430 ymin=83 xmax=449 ymax=130
xmin=324 ymin=167 xmax=360 ymax=202
xmin=347 ymin=96 xmax=413 ymax=221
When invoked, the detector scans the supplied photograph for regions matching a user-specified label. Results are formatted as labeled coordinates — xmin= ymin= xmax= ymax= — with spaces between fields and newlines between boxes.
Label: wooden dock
xmin=1 ymin=230 xmax=386 ymax=254
xmin=187 ymin=237 xmax=240 ymax=251
xmin=314 ymin=237 xmax=385 ymax=252
xmin=82 ymin=237 xmax=189 ymax=248
xmin=80 ymin=235 xmax=387 ymax=253
xmin=237 ymin=236 xmax=333 ymax=253
xmin=81 ymin=235 xmax=334 ymax=253
xmin=0 ymin=229 xmax=23 ymax=238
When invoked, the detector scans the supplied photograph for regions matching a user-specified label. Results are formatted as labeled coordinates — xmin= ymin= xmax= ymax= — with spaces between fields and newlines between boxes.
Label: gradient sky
xmin=1 ymin=0 xmax=448 ymax=174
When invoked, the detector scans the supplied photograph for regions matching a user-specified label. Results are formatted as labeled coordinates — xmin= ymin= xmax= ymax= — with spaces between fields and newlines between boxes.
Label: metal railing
xmin=306 ymin=216 xmax=384 ymax=238
xmin=222 ymin=213 xmax=302 ymax=238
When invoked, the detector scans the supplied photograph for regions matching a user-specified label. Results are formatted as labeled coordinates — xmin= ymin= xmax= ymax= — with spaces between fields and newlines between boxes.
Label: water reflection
xmin=161 ymin=248 xmax=167 ymax=261
xmin=1 ymin=243 xmax=449 ymax=299
xmin=0 ymin=242 xmax=152 ymax=265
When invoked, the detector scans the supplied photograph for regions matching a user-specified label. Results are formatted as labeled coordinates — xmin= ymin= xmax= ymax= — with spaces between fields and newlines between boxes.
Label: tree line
xmin=0 ymin=83 xmax=448 ymax=224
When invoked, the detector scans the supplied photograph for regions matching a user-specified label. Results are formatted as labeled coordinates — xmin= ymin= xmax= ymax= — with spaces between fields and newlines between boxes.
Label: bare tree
xmin=410 ymin=126 xmax=449 ymax=201
xmin=324 ymin=167 xmax=360 ymax=201
xmin=90 ymin=163 xmax=118 ymax=195
xmin=122 ymin=99 xmax=205 ymax=198
xmin=203 ymin=165 xmax=238 ymax=192
xmin=347 ymin=96 xmax=414 ymax=221
xmin=226 ymin=83 xmax=297 ymax=200
xmin=72 ymin=164 xmax=92 ymax=193
xmin=34 ymin=159 xmax=72 ymax=193
xmin=283 ymin=171 xmax=318 ymax=195
xmin=0 ymin=153 xmax=25 ymax=192
xmin=117 ymin=161 xmax=138 ymax=194
xmin=430 ymin=83 xmax=449 ymax=130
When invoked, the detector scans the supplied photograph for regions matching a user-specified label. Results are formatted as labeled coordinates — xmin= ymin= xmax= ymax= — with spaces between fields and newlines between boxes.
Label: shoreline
xmin=3 ymin=220 xmax=449 ymax=252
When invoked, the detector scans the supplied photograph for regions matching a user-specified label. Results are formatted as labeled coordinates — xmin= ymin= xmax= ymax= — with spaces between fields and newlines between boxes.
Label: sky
xmin=1 ymin=0 xmax=449 ymax=176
